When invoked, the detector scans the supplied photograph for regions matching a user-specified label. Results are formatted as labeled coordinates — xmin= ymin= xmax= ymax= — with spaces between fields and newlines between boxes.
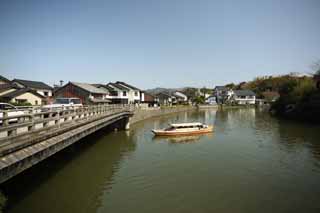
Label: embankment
xmin=131 ymin=106 xmax=196 ymax=124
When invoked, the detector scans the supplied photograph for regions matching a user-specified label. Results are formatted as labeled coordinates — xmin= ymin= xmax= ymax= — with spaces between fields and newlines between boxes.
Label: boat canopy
xmin=170 ymin=122 xmax=203 ymax=128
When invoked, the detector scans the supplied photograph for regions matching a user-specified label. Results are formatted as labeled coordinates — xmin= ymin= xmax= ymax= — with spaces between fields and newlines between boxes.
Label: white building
xmin=106 ymin=83 xmax=130 ymax=104
xmin=230 ymin=90 xmax=256 ymax=105
xmin=115 ymin=81 xmax=141 ymax=104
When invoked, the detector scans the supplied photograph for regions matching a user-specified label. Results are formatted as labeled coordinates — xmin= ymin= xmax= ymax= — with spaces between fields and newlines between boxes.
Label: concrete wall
xmin=131 ymin=106 xmax=196 ymax=124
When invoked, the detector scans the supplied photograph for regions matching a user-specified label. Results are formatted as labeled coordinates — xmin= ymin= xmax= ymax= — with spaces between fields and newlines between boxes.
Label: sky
xmin=0 ymin=0 xmax=319 ymax=89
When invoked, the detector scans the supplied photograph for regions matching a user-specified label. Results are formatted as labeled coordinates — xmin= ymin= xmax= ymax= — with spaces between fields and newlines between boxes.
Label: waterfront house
xmin=173 ymin=91 xmax=188 ymax=104
xmin=54 ymin=82 xmax=110 ymax=105
xmin=12 ymin=79 xmax=53 ymax=98
xmin=115 ymin=81 xmax=142 ymax=104
xmin=214 ymin=86 xmax=232 ymax=104
xmin=0 ymin=88 xmax=45 ymax=105
xmin=230 ymin=90 xmax=256 ymax=105
xmin=106 ymin=83 xmax=130 ymax=104
xmin=155 ymin=92 xmax=174 ymax=105
xmin=141 ymin=91 xmax=158 ymax=106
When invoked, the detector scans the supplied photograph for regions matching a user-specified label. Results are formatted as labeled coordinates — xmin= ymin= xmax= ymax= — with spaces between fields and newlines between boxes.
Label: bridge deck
xmin=0 ymin=104 xmax=134 ymax=183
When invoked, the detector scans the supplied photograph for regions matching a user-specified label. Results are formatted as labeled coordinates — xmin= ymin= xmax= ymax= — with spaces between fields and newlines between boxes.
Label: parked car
xmin=0 ymin=103 xmax=26 ymax=124
xmin=42 ymin=98 xmax=83 ymax=110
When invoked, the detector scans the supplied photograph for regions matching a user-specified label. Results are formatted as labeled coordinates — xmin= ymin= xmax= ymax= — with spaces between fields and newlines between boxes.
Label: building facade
xmin=54 ymin=82 xmax=109 ymax=105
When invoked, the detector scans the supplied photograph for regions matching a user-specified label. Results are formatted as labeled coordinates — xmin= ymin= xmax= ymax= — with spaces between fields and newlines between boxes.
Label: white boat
xmin=152 ymin=122 xmax=213 ymax=136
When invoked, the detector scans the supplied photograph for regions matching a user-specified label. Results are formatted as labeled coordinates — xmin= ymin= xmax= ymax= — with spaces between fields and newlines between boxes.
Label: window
xmin=35 ymin=100 xmax=38 ymax=105
xmin=44 ymin=91 xmax=48 ymax=96
xmin=123 ymin=91 xmax=127 ymax=96
xmin=134 ymin=91 xmax=138 ymax=96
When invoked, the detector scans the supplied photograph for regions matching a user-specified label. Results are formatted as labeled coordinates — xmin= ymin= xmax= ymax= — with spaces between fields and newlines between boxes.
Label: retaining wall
xmin=131 ymin=106 xmax=196 ymax=124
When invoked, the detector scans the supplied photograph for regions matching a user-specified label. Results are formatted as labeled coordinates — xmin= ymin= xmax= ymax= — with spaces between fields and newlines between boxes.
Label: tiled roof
xmin=115 ymin=81 xmax=140 ymax=90
xmin=107 ymin=83 xmax=129 ymax=91
xmin=71 ymin=82 xmax=108 ymax=94
xmin=233 ymin=90 xmax=255 ymax=96
xmin=214 ymin=86 xmax=228 ymax=91
xmin=1 ymin=88 xmax=45 ymax=99
xmin=0 ymin=75 xmax=11 ymax=83
xmin=13 ymin=79 xmax=52 ymax=90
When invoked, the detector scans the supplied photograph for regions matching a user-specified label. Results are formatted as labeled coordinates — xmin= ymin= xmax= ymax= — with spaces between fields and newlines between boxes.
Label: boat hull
xmin=152 ymin=126 xmax=213 ymax=136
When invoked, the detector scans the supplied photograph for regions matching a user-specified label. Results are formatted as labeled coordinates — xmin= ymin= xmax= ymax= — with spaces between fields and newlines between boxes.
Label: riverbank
xmin=131 ymin=106 xmax=196 ymax=124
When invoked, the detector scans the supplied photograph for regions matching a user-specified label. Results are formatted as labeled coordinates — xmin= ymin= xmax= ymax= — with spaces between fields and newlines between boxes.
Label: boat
xmin=152 ymin=122 xmax=213 ymax=136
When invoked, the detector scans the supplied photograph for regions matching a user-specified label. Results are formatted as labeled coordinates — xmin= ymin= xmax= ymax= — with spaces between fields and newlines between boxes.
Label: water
xmin=3 ymin=108 xmax=320 ymax=213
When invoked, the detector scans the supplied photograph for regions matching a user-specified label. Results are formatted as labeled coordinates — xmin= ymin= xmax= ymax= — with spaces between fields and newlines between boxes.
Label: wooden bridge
xmin=0 ymin=104 xmax=134 ymax=183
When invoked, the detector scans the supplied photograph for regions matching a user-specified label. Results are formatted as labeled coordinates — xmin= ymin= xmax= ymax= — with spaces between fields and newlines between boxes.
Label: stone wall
xmin=131 ymin=106 xmax=196 ymax=124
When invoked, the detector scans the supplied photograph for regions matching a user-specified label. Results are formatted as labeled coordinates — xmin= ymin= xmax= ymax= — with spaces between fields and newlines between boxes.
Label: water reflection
xmin=3 ymin=128 xmax=137 ymax=213
xmin=3 ymin=108 xmax=320 ymax=213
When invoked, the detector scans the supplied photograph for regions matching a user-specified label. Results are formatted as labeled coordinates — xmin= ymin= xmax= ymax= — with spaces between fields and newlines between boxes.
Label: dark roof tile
xmin=13 ymin=79 xmax=52 ymax=90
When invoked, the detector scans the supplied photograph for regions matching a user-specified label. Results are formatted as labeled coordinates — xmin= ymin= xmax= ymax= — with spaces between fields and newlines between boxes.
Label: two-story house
xmin=106 ymin=83 xmax=130 ymax=104
xmin=230 ymin=90 xmax=256 ymax=105
xmin=214 ymin=86 xmax=231 ymax=104
xmin=115 ymin=81 xmax=141 ymax=104
xmin=54 ymin=82 xmax=109 ymax=104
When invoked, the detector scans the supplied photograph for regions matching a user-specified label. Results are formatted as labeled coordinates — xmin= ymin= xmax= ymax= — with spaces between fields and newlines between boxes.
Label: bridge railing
xmin=0 ymin=104 xmax=134 ymax=140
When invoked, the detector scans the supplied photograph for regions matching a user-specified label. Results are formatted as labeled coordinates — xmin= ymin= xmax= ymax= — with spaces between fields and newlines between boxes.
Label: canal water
xmin=2 ymin=108 xmax=320 ymax=213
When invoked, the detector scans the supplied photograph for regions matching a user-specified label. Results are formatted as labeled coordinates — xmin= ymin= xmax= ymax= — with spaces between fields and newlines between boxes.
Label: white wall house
xmin=106 ymin=83 xmax=130 ymax=104
xmin=115 ymin=81 xmax=141 ymax=104
xmin=230 ymin=90 xmax=256 ymax=105
xmin=174 ymin=91 xmax=188 ymax=102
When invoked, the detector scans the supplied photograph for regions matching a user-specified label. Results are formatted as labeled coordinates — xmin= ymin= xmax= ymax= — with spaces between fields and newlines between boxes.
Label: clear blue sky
xmin=1 ymin=0 xmax=319 ymax=89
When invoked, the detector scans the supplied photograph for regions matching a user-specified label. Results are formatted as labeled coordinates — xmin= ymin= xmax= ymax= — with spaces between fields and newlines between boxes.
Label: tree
xmin=312 ymin=59 xmax=320 ymax=75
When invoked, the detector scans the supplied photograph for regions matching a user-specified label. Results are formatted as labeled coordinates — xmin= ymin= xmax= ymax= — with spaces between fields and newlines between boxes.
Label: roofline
xmin=107 ymin=83 xmax=130 ymax=91
xmin=1 ymin=88 xmax=46 ymax=99
xmin=115 ymin=81 xmax=140 ymax=91
xmin=12 ymin=78 xmax=53 ymax=90
xmin=0 ymin=75 xmax=11 ymax=83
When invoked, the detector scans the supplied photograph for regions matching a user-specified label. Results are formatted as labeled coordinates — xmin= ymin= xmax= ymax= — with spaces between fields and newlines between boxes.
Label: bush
xmin=9 ymin=102 xmax=32 ymax=106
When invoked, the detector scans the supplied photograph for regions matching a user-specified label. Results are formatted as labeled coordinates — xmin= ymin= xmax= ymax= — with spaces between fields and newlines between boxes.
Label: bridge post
xmin=125 ymin=117 xmax=131 ymax=130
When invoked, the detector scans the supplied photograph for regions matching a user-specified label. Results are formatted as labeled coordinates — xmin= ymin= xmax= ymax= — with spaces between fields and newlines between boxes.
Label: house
xmin=12 ymin=79 xmax=53 ymax=98
xmin=54 ymin=82 xmax=110 ymax=105
xmin=205 ymin=96 xmax=217 ymax=105
xmin=141 ymin=91 xmax=158 ymax=106
xmin=173 ymin=91 xmax=188 ymax=104
xmin=106 ymin=83 xmax=130 ymax=104
xmin=214 ymin=86 xmax=231 ymax=104
xmin=155 ymin=92 xmax=174 ymax=105
xmin=0 ymin=88 xmax=45 ymax=105
xmin=230 ymin=90 xmax=256 ymax=105
xmin=0 ymin=75 xmax=11 ymax=85
xmin=115 ymin=81 xmax=141 ymax=104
